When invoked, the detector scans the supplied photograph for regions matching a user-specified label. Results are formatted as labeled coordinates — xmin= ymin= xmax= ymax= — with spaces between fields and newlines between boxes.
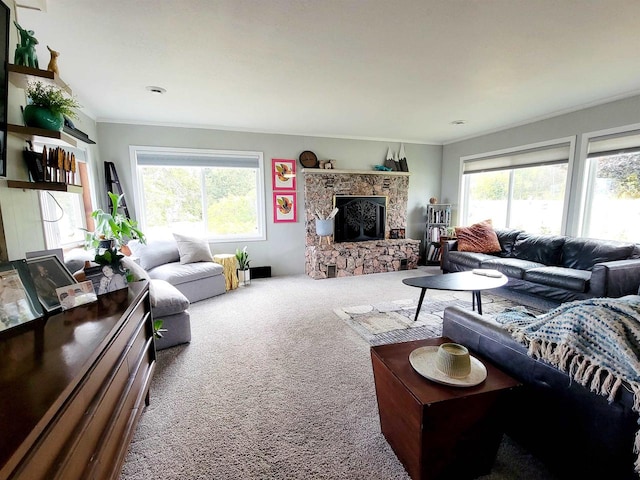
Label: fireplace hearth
xmin=334 ymin=195 xmax=386 ymax=243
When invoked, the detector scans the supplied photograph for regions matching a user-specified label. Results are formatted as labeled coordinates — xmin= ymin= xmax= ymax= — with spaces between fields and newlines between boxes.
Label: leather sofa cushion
xmin=562 ymin=237 xmax=636 ymax=270
xmin=512 ymin=234 xmax=565 ymax=265
xmin=481 ymin=257 xmax=545 ymax=279
xmin=494 ymin=228 xmax=523 ymax=256
xmin=446 ymin=251 xmax=496 ymax=269
xmin=524 ymin=266 xmax=591 ymax=292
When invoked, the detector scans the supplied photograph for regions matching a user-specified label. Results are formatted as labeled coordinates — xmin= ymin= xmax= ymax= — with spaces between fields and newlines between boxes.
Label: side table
xmin=371 ymin=337 xmax=521 ymax=480
xmin=213 ymin=253 xmax=238 ymax=291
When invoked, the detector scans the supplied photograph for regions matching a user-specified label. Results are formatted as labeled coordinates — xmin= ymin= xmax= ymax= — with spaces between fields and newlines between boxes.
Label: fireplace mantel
xmin=303 ymin=168 xmax=411 ymax=176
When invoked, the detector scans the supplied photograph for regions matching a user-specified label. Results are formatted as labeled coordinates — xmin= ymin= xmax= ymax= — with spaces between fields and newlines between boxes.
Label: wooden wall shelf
xmin=8 ymin=64 xmax=95 ymax=146
xmin=8 ymin=63 xmax=72 ymax=95
xmin=8 ymin=180 xmax=83 ymax=194
xmin=8 ymin=124 xmax=78 ymax=148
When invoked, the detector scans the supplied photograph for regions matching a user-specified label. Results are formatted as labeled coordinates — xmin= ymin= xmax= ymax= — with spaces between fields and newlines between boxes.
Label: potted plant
xmin=84 ymin=191 xmax=146 ymax=267
xmin=23 ymin=80 xmax=81 ymax=131
xmin=235 ymin=246 xmax=251 ymax=286
xmin=153 ymin=319 xmax=167 ymax=339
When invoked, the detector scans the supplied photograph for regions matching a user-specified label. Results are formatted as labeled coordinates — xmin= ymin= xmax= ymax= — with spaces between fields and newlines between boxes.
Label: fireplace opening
xmin=334 ymin=195 xmax=386 ymax=243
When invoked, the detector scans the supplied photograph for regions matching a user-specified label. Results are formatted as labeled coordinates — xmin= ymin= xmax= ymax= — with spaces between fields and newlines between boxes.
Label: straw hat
xmin=409 ymin=344 xmax=487 ymax=387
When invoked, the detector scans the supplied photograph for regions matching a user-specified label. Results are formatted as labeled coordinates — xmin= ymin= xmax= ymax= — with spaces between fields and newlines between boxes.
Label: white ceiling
xmin=16 ymin=0 xmax=640 ymax=145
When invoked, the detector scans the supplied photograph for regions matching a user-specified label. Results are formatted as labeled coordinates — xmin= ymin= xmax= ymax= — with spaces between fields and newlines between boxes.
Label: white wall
xmin=96 ymin=122 xmax=442 ymax=276
xmin=441 ymin=94 xmax=640 ymax=234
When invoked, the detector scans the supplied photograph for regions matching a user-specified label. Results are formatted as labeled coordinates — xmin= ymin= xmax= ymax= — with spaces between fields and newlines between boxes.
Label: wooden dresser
xmin=0 ymin=281 xmax=155 ymax=480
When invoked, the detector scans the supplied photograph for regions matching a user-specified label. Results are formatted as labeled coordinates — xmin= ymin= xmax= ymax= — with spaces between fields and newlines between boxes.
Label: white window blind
xmin=136 ymin=151 xmax=260 ymax=168
xmin=587 ymin=129 xmax=640 ymax=158
xmin=463 ymin=143 xmax=571 ymax=174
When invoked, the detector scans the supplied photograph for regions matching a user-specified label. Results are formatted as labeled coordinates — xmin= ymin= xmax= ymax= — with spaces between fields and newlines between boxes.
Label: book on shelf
xmin=426 ymin=243 xmax=441 ymax=262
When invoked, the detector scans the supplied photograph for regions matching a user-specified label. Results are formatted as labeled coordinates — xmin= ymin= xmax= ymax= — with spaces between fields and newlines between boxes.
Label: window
xmin=582 ymin=129 xmax=640 ymax=242
xmin=131 ymin=147 xmax=265 ymax=241
xmin=41 ymin=190 xmax=87 ymax=247
xmin=461 ymin=141 xmax=571 ymax=234
xmin=39 ymin=147 xmax=93 ymax=249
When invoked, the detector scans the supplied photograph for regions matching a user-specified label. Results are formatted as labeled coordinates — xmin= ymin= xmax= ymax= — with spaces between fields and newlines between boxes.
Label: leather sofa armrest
xmin=442 ymin=306 xmax=526 ymax=357
xmin=590 ymin=259 xmax=640 ymax=298
xmin=442 ymin=239 xmax=458 ymax=252
xmin=441 ymin=239 xmax=458 ymax=273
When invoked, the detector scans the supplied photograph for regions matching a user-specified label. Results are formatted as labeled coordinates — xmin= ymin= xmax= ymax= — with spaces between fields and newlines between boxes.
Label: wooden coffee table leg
xmin=414 ymin=288 xmax=427 ymax=321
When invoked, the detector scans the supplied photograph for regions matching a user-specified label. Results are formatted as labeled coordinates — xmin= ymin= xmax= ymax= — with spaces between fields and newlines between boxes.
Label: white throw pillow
xmin=172 ymin=233 xmax=213 ymax=264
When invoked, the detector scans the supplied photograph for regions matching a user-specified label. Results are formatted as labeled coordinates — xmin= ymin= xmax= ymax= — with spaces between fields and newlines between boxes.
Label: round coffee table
xmin=402 ymin=271 xmax=508 ymax=321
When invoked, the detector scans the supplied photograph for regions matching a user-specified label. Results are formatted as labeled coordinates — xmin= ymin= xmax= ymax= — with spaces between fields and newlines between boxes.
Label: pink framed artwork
xmin=273 ymin=192 xmax=297 ymax=223
xmin=272 ymin=158 xmax=296 ymax=191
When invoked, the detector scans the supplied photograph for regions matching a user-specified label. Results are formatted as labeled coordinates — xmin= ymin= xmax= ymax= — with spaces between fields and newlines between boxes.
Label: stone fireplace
xmin=304 ymin=170 xmax=420 ymax=278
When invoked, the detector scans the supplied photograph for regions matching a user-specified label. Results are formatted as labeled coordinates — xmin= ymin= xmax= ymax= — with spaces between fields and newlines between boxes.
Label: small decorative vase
xmin=23 ymin=104 xmax=64 ymax=131
xmin=238 ymin=268 xmax=251 ymax=286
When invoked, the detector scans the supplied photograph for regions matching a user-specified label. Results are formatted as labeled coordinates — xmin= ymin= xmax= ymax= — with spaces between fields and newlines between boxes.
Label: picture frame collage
xmin=0 ymin=253 xmax=102 ymax=335
xmin=271 ymin=158 xmax=297 ymax=223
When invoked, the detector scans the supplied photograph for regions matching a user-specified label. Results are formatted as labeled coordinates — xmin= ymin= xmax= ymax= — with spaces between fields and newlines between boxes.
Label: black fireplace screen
xmin=334 ymin=196 xmax=386 ymax=242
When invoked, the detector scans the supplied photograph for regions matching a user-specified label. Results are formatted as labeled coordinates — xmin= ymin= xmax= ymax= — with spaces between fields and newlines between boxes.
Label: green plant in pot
xmin=235 ymin=246 xmax=251 ymax=286
xmin=84 ymin=192 xmax=146 ymax=268
xmin=23 ymin=80 xmax=81 ymax=131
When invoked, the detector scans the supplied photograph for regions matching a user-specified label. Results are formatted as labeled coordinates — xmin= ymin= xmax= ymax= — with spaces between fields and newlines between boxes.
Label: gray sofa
xmin=128 ymin=237 xmax=226 ymax=303
xmin=121 ymin=256 xmax=191 ymax=351
xmin=442 ymin=229 xmax=640 ymax=303
xmin=65 ymin=234 xmax=226 ymax=350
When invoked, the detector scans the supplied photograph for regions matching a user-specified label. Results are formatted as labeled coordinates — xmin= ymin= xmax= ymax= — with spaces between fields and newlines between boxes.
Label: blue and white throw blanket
xmin=495 ymin=297 xmax=640 ymax=474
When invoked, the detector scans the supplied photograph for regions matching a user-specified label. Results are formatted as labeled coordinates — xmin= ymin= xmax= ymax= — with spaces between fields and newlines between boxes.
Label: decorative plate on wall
xmin=299 ymin=150 xmax=318 ymax=168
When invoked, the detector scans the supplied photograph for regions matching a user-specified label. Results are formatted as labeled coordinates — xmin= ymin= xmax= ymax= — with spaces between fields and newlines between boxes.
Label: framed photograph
xmin=56 ymin=280 xmax=97 ymax=310
xmin=84 ymin=263 xmax=129 ymax=296
xmin=26 ymin=254 xmax=77 ymax=312
xmin=390 ymin=228 xmax=406 ymax=239
xmin=273 ymin=192 xmax=297 ymax=223
xmin=272 ymin=158 xmax=296 ymax=191
xmin=0 ymin=260 xmax=44 ymax=333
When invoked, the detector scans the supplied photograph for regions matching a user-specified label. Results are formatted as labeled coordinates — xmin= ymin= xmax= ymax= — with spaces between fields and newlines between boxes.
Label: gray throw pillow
xmin=173 ymin=233 xmax=213 ymax=264
xmin=128 ymin=239 xmax=180 ymax=270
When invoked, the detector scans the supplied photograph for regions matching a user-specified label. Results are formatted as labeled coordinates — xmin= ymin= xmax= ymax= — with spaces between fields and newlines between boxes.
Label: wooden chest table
xmin=371 ymin=337 xmax=521 ymax=480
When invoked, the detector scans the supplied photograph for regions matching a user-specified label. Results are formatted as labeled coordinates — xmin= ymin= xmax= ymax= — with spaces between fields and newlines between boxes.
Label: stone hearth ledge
xmin=306 ymin=239 xmax=420 ymax=279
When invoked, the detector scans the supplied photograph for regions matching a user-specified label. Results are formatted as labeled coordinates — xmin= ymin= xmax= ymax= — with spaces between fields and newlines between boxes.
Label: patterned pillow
xmin=455 ymin=220 xmax=502 ymax=253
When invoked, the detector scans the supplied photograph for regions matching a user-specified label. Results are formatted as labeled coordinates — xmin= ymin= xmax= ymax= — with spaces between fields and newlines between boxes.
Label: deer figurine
xmin=47 ymin=46 xmax=60 ymax=75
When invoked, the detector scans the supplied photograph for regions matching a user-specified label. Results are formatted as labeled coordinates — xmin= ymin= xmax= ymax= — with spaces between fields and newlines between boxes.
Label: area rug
xmin=334 ymin=290 xmax=546 ymax=346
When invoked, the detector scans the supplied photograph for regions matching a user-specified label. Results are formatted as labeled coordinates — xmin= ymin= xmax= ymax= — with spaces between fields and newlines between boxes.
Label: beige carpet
xmin=120 ymin=268 xmax=559 ymax=480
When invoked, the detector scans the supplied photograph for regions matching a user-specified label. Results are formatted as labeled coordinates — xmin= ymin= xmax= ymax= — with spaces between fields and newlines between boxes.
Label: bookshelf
xmin=424 ymin=203 xmax=451 ymax=265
